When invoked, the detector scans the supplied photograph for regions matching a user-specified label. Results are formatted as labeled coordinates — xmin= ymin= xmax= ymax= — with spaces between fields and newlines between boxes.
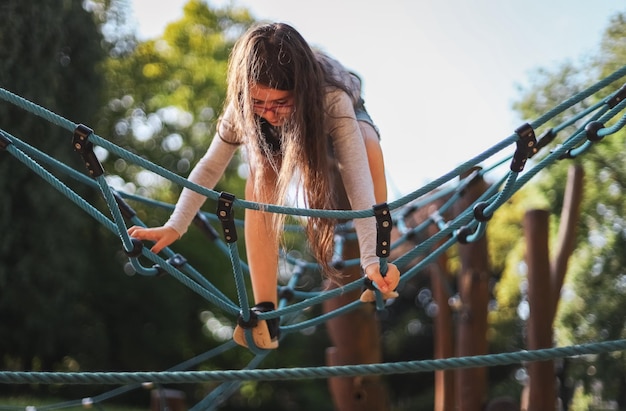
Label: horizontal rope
xmin=1 ymin=339 xmax=625 ymax=385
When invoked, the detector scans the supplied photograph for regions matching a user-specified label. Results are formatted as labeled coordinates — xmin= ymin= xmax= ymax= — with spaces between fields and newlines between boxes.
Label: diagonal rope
xmin=1 ymin=64 xmax=626 ymax=410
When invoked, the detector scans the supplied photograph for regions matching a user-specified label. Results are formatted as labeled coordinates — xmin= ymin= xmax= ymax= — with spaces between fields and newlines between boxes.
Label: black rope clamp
xmin=124 ymin=237 xmax=144 ymax=258
xmin=0 ymin=131 xmax=12 ymax=150
xmin=607 ymin=83 xmax=626 ymax=109
xmin=153 ymin=253 xmax=189 ymax=277
xmin=113 ymin=191 xmax=137 ymax=219
xmin=278 ymin=286 xmax=295 ymax=302
xmin=193 ymin=212 xmax=219 ymax=242
xmin=167 ymin=253 xmax=188 ymax=268
xmin=473 ymin=202 xmax=492 ymax=222
xmin=73 ymin=124 xmax=104 ymax=178
xmin=531 ymin=128 xmax=556 ymax=158
xmin=236 ymin=310 xmax=260 ymax=330
xmin=216 ymin=192 xmax=237 ymax=243
xmin=511 ymin=123 xmax=537 ymax=172
xmin=237 ymin=302 xmax=279 ymax=329
xmin=373 ymin=202 xmax=392 ymax=258
xmin=456 ymin=225 xmax=474 ymax=245
xmin=585 ymin=121 xmax=605 ymax=142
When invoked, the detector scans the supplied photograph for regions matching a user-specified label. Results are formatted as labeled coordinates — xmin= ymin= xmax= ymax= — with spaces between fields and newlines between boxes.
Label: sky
xmin=129 ymin=0 xmax=623 ymax=199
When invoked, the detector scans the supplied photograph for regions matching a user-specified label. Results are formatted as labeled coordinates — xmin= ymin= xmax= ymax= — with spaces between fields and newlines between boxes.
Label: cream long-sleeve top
xmin=164 ymin=88 xmax=380 ymax=270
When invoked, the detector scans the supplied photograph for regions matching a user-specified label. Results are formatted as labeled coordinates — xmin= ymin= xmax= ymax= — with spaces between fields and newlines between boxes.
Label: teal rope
xmin=227 ymin=240 xmax=254 ymax=321
xmin=1 ymin=133 xmax=242 ymax=314
xmin=2 ymin=129 xmax=96 ymax=187
xmin=1 ymin=61 xmax=625 ymax=410
xmin=1 ymin=136 xmax=120 ymax=234
xmin=2 ymin=339 xmax=626 ymax=385
xmin=530 ymin=64 xmax=626 ymax=130
xmin=0 ymin=87 xmax=374 ymax=220
xmin=0 ymin=87 xmax=76 ymax=131
xmin=192 ymin=351 xmax=270 ymax=411
xmin=3 ymin=63 xmax=626 ymax=221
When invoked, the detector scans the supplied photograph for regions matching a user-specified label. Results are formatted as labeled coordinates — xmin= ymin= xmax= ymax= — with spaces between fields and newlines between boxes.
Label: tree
xmin=98 ymin=0 xmax=253 ymax=200
xmin=522 ymin=165 xmax=584 ymax=410
xmin=0 ymin=1 xmax=260 ymax=406
xmin=508 ymin=11 xmax=626 ymax=409
xmin=93 ymin=2 xmax=337 ymax=409
xmin=0 ymin=0 xmax=112 ymax=384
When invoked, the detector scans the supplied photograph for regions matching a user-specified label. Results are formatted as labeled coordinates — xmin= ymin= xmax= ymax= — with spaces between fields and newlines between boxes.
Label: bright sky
xmin=129 ymin=0 xmax=623 ymax=199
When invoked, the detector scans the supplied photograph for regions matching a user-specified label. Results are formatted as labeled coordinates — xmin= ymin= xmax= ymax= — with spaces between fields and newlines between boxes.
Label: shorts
xmin=354 ymin=98 xmax=381 ymax=140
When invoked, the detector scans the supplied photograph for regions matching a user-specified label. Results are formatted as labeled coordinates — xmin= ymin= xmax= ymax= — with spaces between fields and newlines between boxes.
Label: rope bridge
xmin=1 ymin=64 xmax=626 ymax=410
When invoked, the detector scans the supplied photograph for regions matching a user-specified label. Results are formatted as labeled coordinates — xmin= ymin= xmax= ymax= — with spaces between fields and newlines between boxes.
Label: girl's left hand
xmin=364 ymin=262 xmax=400 ymax=294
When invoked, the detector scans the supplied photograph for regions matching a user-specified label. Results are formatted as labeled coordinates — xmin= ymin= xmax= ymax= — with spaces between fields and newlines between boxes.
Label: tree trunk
xmin=324 ymin=235 xmax=389 ymax=411
xmin=323 ymin=164 xmax=389 ymax=411
xmin=431 ymin=253 xmax=456 ymax=411
xmin=389 ymin=195 xmax=456 ymax=410
xmin=454 ymin=168 xmax=490 ymax=411
xmin=521 ymin=164 xmax=584 ymax=411
xmin=524 ymin=209 xmax=556 ymax=411
xmin=549 ymin=165 xmax=584 ymax=320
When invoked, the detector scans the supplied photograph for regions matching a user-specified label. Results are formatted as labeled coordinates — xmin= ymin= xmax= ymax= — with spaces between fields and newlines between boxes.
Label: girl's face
xmin=250 ymin=83 xmax=294 ymax=126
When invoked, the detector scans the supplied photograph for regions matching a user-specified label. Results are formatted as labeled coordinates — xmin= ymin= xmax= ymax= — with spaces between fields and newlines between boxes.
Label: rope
xmin=1 ymin=63 xmax=626 ymax=409
xmin=2 ymin=339 xmax=626 ymax=385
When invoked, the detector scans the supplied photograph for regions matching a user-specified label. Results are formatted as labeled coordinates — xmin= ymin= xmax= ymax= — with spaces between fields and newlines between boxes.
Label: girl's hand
xmin=127 ymin=225 xmax=180 ymax=254
xmin=364 ymin=262 xmax=399 ymax=294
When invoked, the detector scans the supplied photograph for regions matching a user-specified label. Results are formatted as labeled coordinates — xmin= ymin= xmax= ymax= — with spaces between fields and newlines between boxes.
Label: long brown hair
xmin=225 ymin=22 xmax=353 ymax=278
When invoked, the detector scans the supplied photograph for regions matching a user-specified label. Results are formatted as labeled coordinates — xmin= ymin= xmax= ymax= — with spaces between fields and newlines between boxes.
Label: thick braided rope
xmin=2 ymin=132 xmax=242 ymax=314
xmin=1 ymin=64 xmax=626 ymax=411
xmin=3 ymin=63 xmax=626 ymax=219
xmin=3 ymin=92 xmax=625 ymax=323
xmin=2 ymin=339 xmax=625 ymax=385
xmin=0 ymin=87 xmax=365 ymax=219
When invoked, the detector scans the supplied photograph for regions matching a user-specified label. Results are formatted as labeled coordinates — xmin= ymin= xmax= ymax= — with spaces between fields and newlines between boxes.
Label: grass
xmin=0 ymin=396 xmax=146 ymax=411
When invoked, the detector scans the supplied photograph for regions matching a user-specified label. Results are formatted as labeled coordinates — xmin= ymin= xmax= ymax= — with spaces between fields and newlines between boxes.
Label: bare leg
xmin=244 ymin=123 xmax=384 ymax=305
xmin=359 ymin=122 xmax=387 ymax=203
xmin=244 ymin=172 xmax=279 ymax=307
xmin=233 ymin=171 xmax=281 ymax=349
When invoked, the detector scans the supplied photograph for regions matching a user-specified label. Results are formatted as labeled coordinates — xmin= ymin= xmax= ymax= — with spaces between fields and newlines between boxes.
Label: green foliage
xmin=510 ymin=10 xmax=626 ymax=408
xmin=4 ymin=0 xmax=623 ymax=408
xmin=98 ymin=0 xmax=253 ymax=200
xmin=0 ymin=0 xmax=254 ymax=407
xmin=0 ymin=395 xmax=144 ymax=411
xmin=569 ymin=385 xmax=594 ymax=411
xmin=486 ymin=190 xmax=529 ymax=351
xmin=89 ymin=2 xmax=335 ymax=409
xmin=0 ymin=0 xmax=110 ymax=375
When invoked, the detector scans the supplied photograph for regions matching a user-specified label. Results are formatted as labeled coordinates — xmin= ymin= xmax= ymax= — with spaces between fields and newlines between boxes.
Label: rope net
xmin=1 ymin=64 xmax=626 ymax=410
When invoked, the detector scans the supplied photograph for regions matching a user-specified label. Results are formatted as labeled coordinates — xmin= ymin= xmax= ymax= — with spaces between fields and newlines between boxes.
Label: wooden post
xmin=151 ymin=388 xmax=187 ymax=411
xmin=323 ymin=165 xmax=389 ymax=411
xmin=427 ymin=203 xmax=456 ymax=411
xmin=521 ymin=164 xmax=584 ymax=411
xmin=524 ymin=209 xmax=556 ymax=411
xmin=454 ymin=168 xmax=490 ymax=411
xmin=390 ymin=196 xmax=456 ymax=411
xmin=324 ymin=236 xmax=389 ymax=411
xmin=430 ymin=254 xmax=455 ymax=411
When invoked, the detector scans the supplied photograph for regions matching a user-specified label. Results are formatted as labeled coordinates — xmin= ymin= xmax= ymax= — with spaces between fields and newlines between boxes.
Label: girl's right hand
xmin=127 ymin=225 xmax=180 ymax=254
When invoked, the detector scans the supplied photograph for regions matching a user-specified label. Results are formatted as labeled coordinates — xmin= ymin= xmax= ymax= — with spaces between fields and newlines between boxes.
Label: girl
xmin=128 ymin=22 xmax=400 ymax=349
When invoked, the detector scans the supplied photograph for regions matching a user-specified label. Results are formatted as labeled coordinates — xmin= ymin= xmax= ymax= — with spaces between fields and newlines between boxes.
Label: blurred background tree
xmin=1 ymin=0 xmax=625 ymax=409
xmin=0 ymin=0 xmax=113 ymax=382
xmin=493 ymin=11 xmax=626 ymax=409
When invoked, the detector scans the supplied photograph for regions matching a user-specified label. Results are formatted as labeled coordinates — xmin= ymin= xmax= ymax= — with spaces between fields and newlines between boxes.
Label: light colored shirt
xmin=165 ymin=88 xmax=379 ymax=270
